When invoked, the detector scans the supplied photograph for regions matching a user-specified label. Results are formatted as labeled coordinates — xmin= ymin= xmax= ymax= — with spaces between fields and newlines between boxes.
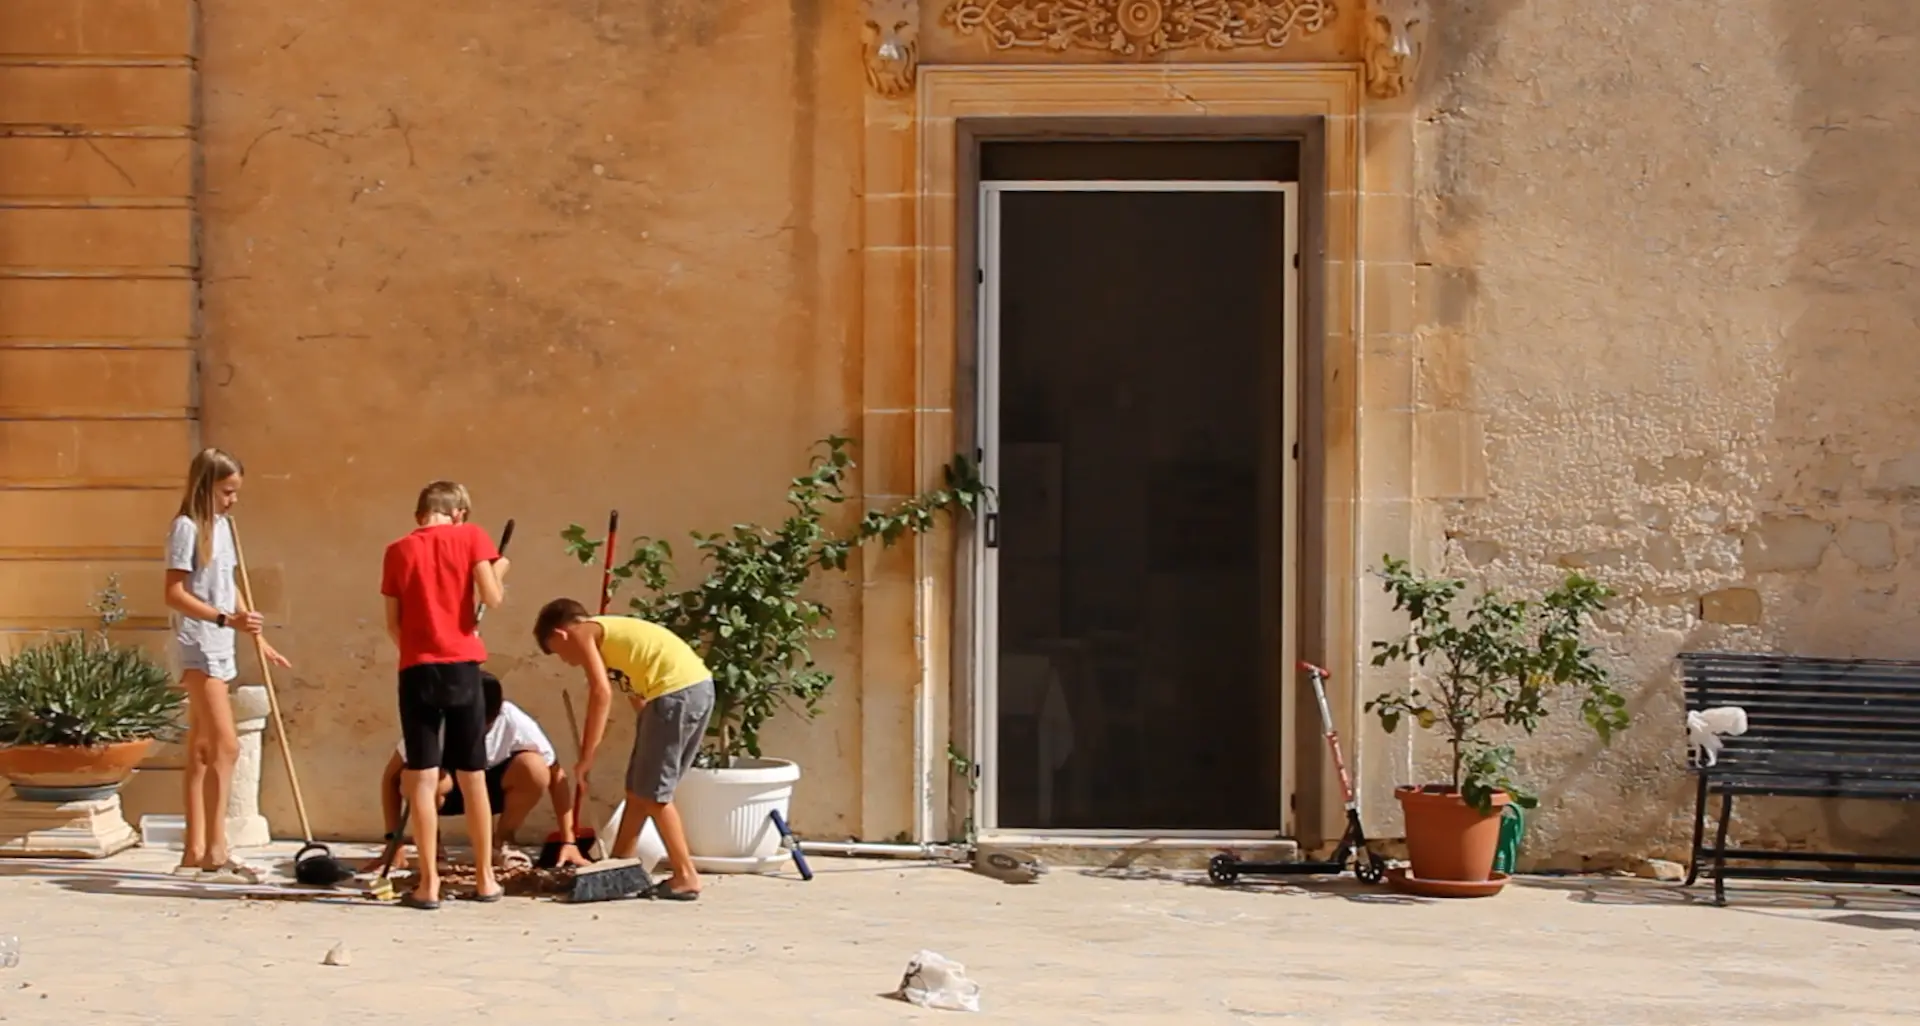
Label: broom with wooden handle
xmin=560 ymin=688 xmax=651 ymax=902
xmin=229 ymin=517 xmax=350 ymax=887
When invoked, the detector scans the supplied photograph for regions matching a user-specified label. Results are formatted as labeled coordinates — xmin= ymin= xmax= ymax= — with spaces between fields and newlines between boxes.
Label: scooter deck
xmin=1217 ymin=859 xmax=1349 ymax=875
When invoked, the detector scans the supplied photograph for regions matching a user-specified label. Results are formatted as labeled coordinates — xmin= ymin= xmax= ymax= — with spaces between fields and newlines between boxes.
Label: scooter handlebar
xmin=1297 ymin=661 xmax=1330 ymax=678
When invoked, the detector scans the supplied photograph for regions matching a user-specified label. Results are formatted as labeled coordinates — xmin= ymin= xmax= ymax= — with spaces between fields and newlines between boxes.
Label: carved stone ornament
xmin=942 ymin=0 xmax=1337 ymax=57
xmin=1363 ymin=0 xmax=1428 ymax=99
xmin=863 ymin=0 xmax=921 ymax=98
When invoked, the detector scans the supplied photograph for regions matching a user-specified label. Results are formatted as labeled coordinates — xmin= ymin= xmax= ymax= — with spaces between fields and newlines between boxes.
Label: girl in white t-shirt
xmin=163 ymin=448 xmax=290 ymax=882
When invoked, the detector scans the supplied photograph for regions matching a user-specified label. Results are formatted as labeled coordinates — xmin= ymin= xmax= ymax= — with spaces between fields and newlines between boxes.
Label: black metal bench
xmin=1679 ymin=651 xmax=1920 ymax=905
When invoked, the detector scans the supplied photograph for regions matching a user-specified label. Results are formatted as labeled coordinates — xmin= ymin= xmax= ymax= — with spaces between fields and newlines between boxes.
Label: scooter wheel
xmin=1355 ymin=853 xmax=1385 ymax=885
xmin=1207 ymin=853 xmax=1239 ymax=886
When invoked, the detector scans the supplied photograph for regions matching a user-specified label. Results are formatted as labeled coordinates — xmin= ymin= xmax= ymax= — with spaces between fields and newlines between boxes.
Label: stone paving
xmin=0 ymin=842 xmax=1915 ymax=1025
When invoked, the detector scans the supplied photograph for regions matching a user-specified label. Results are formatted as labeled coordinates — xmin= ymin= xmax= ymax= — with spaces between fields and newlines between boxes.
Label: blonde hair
xmin=176 ymin=448 xmax=244 ymax=567
xmin=415 ymin=481 xmax=472 ymax=520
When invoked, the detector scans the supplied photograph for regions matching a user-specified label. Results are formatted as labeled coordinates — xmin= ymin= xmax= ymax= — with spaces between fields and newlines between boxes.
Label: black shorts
xmin=397 ymin=661 xmax=487 ymax=773
xmin=439 ymin=760 xmax=510 ymax=817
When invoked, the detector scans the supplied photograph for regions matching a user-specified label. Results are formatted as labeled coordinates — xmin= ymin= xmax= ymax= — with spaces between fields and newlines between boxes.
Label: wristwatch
xmin=214 ymin=613 xmax=228 ymax=629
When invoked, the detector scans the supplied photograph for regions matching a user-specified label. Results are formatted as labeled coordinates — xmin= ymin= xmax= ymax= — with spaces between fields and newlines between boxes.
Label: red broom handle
xmin=598 ymin=510 xmax=619 ymax=615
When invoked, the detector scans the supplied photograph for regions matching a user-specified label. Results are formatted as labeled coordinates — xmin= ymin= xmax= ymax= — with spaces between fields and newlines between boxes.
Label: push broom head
xmin=564 ymin=858 xmax=650 ymax=903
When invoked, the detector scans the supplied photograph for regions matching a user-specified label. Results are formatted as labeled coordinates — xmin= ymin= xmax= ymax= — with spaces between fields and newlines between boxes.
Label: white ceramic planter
xmin=674 ymin=757 xmax=799 ymax=874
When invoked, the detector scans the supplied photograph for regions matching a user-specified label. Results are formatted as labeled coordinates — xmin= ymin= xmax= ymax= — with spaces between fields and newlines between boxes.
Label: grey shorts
xmin=626 ymin=679 xmax=714 ymax=803
xmin=178 ymin=645 xmax=237 ymax=682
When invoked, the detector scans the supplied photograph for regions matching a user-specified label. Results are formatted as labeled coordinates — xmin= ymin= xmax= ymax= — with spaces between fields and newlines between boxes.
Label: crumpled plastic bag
xmin=896 ymin=949 xmax=981 ymax=1012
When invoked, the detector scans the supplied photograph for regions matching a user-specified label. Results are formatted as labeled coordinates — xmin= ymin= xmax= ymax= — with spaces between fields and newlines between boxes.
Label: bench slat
xmin=1680 ymin=650 xmax=1920 ymax=783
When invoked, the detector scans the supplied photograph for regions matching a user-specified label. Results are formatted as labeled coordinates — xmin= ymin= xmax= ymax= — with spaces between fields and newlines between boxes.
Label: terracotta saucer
xmin=1384 ymin=866 xmax=1510 ymax=898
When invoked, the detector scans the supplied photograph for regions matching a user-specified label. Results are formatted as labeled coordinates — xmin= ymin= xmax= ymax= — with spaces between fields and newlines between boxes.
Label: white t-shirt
xmin=395 ymin=701 xmax=557 ymax=769
xmin=165 ymin=514 xmax=238 ymax=656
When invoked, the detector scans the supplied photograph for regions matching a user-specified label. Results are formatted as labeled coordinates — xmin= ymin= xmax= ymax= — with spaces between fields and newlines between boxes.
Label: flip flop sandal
xmin=198 ymin=861 xmax=265 ymax=886
xmin=467 ymin=889 xmax=505 ymax=903
xmin=171 ymin=864 xmax=203 ymax=878
xmin=399 ymin=892 xmax=441 ymax=910
xmin=649 ymin=880 xmax=699 ymax=902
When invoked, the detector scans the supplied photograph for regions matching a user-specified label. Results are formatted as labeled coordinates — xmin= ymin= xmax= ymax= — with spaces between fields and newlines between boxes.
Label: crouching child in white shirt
xmin=365 ymin=670 xmax=581 ymax=872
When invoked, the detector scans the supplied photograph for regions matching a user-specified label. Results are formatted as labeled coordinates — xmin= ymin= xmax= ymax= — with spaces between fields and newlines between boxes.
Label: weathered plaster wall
xmin=1404 ymin=0 xmax=1920 ymax=863
xmin=156 ymin=0 xmax=871 ymax=839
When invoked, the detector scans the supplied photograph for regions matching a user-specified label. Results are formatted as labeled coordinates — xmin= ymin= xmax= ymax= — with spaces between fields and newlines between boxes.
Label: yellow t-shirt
xmin=592 ymin=616 xmax=710 ymax=702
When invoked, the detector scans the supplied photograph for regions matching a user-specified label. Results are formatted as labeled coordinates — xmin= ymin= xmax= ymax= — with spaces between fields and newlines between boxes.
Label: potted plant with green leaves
xmin=0 ymin=575 xmax=183 ymax=802
xmin=563 ymin=436 xmax=987 ymax=869
xmin=1366 ymin=556 xmax=1629 ymax=892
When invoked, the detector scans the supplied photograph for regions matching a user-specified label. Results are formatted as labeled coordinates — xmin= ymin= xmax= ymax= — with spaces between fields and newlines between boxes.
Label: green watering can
xmin=1492 ymin=804 xmax=1526 ymax=875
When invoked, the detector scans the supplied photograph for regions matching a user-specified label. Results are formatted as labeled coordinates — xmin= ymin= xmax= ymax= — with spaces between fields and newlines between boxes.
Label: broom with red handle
xmin=539 ymin=510 xmax=619 ymax=867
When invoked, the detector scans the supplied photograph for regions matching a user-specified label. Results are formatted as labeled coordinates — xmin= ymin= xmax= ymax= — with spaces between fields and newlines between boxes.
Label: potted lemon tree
xmin=563 ymin=436 xmax=986 ymax=870
xmin=1366 ymin=556 xmax=1629 ymax=892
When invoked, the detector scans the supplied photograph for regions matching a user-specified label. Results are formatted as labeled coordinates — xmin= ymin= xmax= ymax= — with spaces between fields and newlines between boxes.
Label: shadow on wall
xmin=1757 ymin=0 xmax=1920 ymax=657
xmin=1731 ymin=0 xmax=1920 ymax=857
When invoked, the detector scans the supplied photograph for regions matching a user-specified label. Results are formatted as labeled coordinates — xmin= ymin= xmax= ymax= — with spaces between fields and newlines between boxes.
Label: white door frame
xmin=972 ymin=179 xmax=1302 ymax=840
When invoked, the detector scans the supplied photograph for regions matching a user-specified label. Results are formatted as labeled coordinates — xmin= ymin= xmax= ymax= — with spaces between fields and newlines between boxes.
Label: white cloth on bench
xmin=1687 ymin=706 xmax=1749 ymax=767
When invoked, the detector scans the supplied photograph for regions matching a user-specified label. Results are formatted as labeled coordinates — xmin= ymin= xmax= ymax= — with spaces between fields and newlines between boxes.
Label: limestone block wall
xmin=0 ymin=1 xmax=197 ymax=669
xmin=1407 ymin=0 xmax=1920 ymax=863
xmin=187 ymin=0 xmax=869 ymax=840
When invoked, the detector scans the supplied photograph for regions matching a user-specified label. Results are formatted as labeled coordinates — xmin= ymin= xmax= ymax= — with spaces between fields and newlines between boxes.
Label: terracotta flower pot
xmin=1396 ymin=784 xmax=1509 ymax=883
xmin=0 ymin=739 xmax=154 ymax=801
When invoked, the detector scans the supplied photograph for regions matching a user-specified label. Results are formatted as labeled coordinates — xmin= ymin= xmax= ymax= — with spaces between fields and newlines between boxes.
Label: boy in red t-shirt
xmin=380 ymin=480 xmax=510 ymax=908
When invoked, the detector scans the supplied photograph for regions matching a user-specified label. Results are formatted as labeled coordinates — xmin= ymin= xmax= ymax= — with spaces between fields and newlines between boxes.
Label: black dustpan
xmin=294 ymin=841 xmax=354 ymax=887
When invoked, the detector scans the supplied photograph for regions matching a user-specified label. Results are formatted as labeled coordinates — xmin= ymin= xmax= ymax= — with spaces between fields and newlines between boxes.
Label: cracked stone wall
xmin=1409 ymin=0 xmax=1920 ymax=864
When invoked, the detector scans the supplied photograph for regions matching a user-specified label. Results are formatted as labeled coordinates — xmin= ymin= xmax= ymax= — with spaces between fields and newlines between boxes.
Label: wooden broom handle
xmin=229 ymin=516 xmax=315 ymax=844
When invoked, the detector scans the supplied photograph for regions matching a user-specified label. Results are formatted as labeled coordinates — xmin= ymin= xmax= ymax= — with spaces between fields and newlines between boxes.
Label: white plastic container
xmin=600 ymin=801 xmax=668 ymax=872
xmin=139 ymin=814 xmax=185 ymax=850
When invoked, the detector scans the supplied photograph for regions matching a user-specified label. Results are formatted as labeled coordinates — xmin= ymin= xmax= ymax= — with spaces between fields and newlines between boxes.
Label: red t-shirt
xmin=380 ymin=522 xmax=500 ymax=670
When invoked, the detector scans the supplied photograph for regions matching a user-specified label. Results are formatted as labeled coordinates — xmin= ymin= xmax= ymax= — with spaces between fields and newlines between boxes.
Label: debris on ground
xmin=896 ymin=949 xmax=981 ymax=1012
xmin=388 ymin=862 xmax=579 ymax=898
xmin=1633 ymin=858 xmax=1686 ymax=882
xmin=971 ymin=848 xmax=1046 ymax=885
xmin=322 ymin=943 xmax=351 ymax=967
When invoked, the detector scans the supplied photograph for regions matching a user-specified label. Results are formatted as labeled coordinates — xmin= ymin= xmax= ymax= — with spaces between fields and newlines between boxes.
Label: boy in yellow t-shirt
xmin=533 ymin=597 xmax=714 ymax=900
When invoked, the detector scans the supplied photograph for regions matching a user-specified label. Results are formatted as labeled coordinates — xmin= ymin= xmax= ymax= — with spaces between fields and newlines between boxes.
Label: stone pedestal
xmin=226 ymin=683 xmax=272 ymax=849
xmin=0 ymin=791 xmax=139 ymax=858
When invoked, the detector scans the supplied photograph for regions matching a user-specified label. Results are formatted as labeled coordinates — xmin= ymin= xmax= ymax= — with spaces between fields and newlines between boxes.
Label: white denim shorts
xmin=177 ymin=645 xmax=237 ymax=682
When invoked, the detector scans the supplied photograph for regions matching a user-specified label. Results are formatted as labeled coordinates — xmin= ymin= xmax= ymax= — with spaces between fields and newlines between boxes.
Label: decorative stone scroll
xmin=1362 ymin=0 xmax=1427 ymax=99
xmin=864 ymin=0 xmax=921 ymax=98
xmin=942 ymin=0 xmax=1337 ymax=57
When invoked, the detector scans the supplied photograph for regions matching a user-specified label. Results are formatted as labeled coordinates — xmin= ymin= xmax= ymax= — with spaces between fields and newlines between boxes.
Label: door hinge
xmin=1289 ymin=793 xmax=1298 ymax=811
xmin=983 ymin=512 xmax=1000 ymax=549
xmin=976 ymin=267 xmax=984 ymax=284
xmin=1292 ymin=251 xmax=1301 ymax=269
xmin=1292 ymin=441 xmax=1300 ymax=459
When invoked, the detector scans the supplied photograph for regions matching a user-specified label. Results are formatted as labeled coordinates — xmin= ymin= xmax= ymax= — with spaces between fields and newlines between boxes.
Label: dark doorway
xmin=983 ymin=158 xmax=1294 ymax=832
